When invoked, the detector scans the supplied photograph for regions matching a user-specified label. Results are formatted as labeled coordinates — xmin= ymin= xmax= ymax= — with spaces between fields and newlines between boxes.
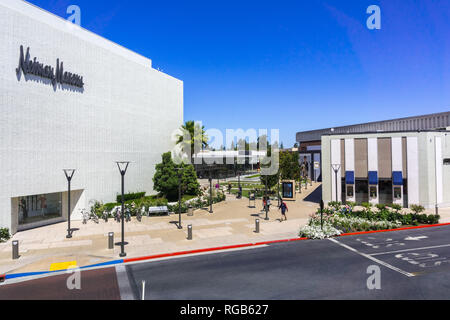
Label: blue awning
xmin=345 ymin=171 xmax=355 ymax=185
xmin=393 ymin=171 xmax=403 ymax=186
xmin=368 ymin=171 xmax=378 ymax=185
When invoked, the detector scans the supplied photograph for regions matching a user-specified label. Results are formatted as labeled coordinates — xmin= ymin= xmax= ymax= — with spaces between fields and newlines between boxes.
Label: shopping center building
xmin=321 ymin=130 xmax=450 ymax=209
xmin=0 ymin=0 xmax=183 ymax=233
xmin=296 ymin=112 xmax=450 ymax=209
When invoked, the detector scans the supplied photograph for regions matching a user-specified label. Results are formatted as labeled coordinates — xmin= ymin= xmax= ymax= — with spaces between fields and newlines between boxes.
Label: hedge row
xmin=116 ymin=192 xmax=146 ymax=203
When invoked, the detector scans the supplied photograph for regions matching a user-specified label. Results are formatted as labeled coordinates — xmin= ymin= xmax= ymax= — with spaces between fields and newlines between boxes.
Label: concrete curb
xmin=3 ymin=222 xmax=450 ymax=282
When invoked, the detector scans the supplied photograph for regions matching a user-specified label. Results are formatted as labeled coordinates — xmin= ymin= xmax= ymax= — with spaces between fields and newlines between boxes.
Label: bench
xmin=147 ymin=206 xmax=169 ymax=216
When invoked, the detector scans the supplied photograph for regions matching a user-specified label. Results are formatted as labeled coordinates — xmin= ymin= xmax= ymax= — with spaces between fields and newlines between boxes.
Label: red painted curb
xmin=339 ymin=222 xmax=450 ymax=237
xmin=123 ymin=237 xmax=308 ymax=264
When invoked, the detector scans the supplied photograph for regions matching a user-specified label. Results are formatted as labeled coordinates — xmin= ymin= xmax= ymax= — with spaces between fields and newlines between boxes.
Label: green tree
xmin=260 ymin=173 xmax=279 ymax=190
xmin=176 ymin=121 xmax=208 ymax=160
xmin=279 ymin=151 xmax=300 ymax=181
xmin=153 ymin=152 xmax=201 ymax=201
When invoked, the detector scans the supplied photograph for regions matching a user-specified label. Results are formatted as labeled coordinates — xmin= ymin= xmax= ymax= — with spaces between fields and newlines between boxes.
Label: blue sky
xmin=29 ymin=0 xmax=449 ymax=147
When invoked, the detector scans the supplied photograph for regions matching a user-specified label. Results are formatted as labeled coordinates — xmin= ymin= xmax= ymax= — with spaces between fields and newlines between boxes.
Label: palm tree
xmin=176 ymin=121 xmax=208 ymax=160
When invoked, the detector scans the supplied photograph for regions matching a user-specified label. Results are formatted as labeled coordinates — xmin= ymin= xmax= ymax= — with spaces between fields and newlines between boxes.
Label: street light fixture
xmin=63 ymin=169 xmax=76 ymax=239
xmin=116 ymin=161 xmax=130 ymax=258
xmin=331 ymin=164 xmax=341 ymax=203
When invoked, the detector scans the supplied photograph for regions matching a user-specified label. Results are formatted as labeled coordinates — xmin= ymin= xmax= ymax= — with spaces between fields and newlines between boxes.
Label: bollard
xmin=255 ymin=219 xmax=260 ymax=233
xmin=108 ymin=232 xmax=114 ymax=249
xmin=12 ymin=241 xmax=19 ymax=260
xmin=187 ymin=225 xmax=193 ymax=240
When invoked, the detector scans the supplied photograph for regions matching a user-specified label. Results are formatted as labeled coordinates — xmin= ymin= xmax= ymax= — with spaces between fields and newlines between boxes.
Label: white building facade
xmin=322 ymin=130 xmax=450 ymax=209
xmin=0 ymin=0 xmax=183 ymax=233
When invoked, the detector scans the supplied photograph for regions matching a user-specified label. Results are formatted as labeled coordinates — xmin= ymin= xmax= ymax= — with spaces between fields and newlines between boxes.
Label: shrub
xmin=346 ymin=202 xmax=356 ymax=210
xmin=388 ymin=203 xmax=402 ymax=212
xmin=410 ymin=204 xmax=425 ymax=214
xmin=116 ymin=192 xmax=146 ymax=203
xmin=90 ymin=200 xmax=105 ymax=217
xmin=328 ymin=202 xmax=342 ymax=211
xmin=427 ymin=214 xmax=440 ymax=225
xmin=299 ymin=222 xmax=342 ymax=240
xmin=361 ymin=202 xmax=372 ymax=210
xmin=330 ymin=216 xmax=401 ymax=233
xmin=0 ymin=228 xmax=11 ymax=242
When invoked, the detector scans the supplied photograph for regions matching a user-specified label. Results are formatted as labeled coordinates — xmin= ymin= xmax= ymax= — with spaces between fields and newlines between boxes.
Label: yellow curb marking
xmin=49 ymin=261 xmax=77 ymax=271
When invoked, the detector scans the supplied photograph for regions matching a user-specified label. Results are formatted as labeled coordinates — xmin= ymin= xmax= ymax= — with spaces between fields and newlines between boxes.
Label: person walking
xmin=279 ymin=201 xmax=288 ymax=222
xmin=228 ymin=182 xmax=232 ymax=194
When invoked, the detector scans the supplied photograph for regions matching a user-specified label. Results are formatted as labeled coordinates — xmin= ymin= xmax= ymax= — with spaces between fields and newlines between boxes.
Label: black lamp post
xmin=331 ymin=164 xmax=341 ymax=203
xmin=116 ymin=161 xmax=130 ymax=257
xmin=277 ymin=171 xmax=281 ymax=207
xmin=298 ymin=165 xmax=302 ymax=194
xmin=238 ymin=171 xmax=241 ymax=190
xmin=320 ymin=199 xmax=324 ymax=231
xmin=264 ymin=175 xmax=269 ymax=221
xmin=63 ymin=169 xmax=76 ymax=239
xmin=209 ymin=170 xmax=213 ymax=213
xmin=175 ymin=167 xmax=184 ymax=228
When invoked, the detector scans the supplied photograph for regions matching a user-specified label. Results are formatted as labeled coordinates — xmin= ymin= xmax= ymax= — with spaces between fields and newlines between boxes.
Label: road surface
xmin=2 ymin=225 xmax=450 ymax=300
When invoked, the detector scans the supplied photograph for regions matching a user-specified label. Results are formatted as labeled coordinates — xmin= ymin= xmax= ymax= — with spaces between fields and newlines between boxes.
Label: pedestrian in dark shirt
xmin=279 ymin=201 xmax=288 ymax=222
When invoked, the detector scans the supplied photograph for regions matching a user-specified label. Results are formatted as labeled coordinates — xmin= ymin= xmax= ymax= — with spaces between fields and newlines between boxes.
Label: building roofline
xmin=321 ymin=129 xmax=450 ymax=137
xmin=296 ymin=111 xmax=450 ymax=136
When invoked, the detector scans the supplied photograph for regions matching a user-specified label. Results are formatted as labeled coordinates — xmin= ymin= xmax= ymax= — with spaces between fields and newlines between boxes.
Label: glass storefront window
xmin=18 ymin=192 xmax=62 ymax=225
xmin=346 ymin=185 xmax=354 ymax=197
xmin=379 ymin=179 xmax=393 ymax=205
xmin=355 ymin=180 xmax=369 ymax=204
xmin=394 ymin=187 xmax=402 ymax=200
xmin=370 ymin=186 xmax=378 ymax=199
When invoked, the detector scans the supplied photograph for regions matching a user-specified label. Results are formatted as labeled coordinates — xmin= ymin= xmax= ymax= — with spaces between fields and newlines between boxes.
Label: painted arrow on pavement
xmin=404 ymin=236 xmax=428 ymax=241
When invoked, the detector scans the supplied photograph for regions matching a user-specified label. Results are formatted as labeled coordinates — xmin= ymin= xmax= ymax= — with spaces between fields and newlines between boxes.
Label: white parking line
xmin=370 ymin=244 xmax=450 ymax=257
xmin=328 ymin=238 xmax=415 ymax=277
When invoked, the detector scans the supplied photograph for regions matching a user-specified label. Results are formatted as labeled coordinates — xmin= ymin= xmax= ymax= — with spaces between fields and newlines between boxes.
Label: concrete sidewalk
xmin=0 ymin=183 xmax=321 ymax=275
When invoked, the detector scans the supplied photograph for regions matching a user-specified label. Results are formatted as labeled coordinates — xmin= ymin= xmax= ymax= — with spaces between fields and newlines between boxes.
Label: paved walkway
xmin=0 ymin=183 xmax=321 ymax=275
